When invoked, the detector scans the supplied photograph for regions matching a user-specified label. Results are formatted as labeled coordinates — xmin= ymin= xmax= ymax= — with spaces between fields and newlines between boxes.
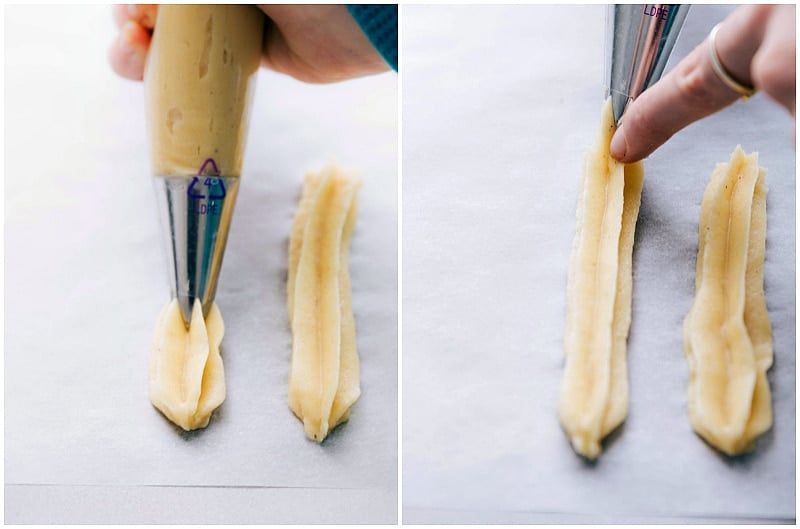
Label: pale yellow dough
xmin=149 ymin=299 xmax=225 ymax=430
xmin=683 ymin=146 xmax=772 ymax=455
xmin=560 ymin=99 xmax=644 ymax=459
xmin=288 ymin=165 xmax=362 ymax=442
xmin=144 ymin=5 xmax=263 ymax=177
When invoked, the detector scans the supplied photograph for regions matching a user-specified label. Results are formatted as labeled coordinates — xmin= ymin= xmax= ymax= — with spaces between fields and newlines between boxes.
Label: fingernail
xmin=610 ymin=124 xmax=627 ymax=161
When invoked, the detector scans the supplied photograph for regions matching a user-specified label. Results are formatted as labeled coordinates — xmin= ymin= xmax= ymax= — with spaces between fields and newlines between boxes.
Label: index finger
xmin=609 ymin=43 xmax=739 ymax=163
xmin=610 ymin=6 xmax=768 ymax=163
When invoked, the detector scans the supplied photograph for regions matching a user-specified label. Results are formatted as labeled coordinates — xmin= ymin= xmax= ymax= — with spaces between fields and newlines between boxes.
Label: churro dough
xmin=559 ymin=99 xmax=644 ymax=459
xmin=144 ymin=5 xmax=263 ymax=177
xmin=149 ymin=299 xmax=225 ymax=430
xmin=683 ymin=147 xmax=772 ymax=455
xmin=288 ymin=165 xmax=361 ymax=442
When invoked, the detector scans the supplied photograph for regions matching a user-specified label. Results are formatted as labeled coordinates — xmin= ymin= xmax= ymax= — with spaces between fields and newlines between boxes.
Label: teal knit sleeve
xmin=346 ymin=4 xmax=398 ymax=71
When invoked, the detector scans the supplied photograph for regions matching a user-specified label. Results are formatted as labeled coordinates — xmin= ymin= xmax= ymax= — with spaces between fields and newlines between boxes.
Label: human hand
xmin=610 ymin=5 xmax=795 ymax=163
xmin=109 ymin=4 xmax=390 ymax=84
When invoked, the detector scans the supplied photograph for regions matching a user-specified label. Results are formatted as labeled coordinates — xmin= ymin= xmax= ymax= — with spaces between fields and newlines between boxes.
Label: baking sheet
xmin=402 ymin=4 xmax=795 ymax=524
xmin=4 ymin=5 xmax=397 ymax=524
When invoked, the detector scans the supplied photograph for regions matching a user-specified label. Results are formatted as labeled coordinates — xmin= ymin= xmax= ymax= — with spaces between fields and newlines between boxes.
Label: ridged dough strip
xmin=149 ymin=298 xmax=226 ymax=430
xmin=288 ymin=165 xmax=361 ymax=442
xmin=560 ymin=99 xmax=644 ymax=459
xmin=684 ymin=146 xmax=772 ymax=455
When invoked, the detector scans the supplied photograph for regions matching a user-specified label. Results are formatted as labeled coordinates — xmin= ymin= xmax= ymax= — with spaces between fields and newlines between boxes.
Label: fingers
xmin=112 ymin=4 xmax=157 ymax=30
xmin=609 ymin=6 xmax=780 ymax=163
xmin=609 ymin=42 xmax=739 ymax=162
xmin=750 ymin=5 xmax=796 ymax=116
xmin=109 ymin=5 xmax=156 ymax=81
xmin=706 ymin=5 xmax=768 ymax=89
xmin=259 ymin=4 xmax=389 ymax=83
xmin=108 ymin=20 xmax=151 ymax=80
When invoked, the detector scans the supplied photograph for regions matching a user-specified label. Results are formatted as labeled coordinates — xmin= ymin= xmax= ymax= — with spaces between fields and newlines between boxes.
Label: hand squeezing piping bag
xmin=144 ymin=5 xmax=265 ymax=326
xmin=605 ymin=4 xmax=690 ymax=125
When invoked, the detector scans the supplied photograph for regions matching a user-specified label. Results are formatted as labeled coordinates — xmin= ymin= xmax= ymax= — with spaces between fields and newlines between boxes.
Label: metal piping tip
xmin=611 ymin=90 xmax=631 ymax=127
xmin=153 ymin=159 xmax=240 ymax=327
xmin=605 ymin=4 xmax=690 ymax=127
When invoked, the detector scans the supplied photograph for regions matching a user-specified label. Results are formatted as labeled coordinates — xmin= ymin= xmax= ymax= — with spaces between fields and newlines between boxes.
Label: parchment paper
xmin=402 ymin=5 xmax=795 ymax=524
xmin=5 ymin=5 xmax=397 ymax=524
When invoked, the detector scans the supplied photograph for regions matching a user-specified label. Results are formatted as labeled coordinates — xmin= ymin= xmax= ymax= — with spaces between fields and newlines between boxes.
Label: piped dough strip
xmin=288 ymin=165 xmax=361 ymax=442
xmin=149 ymin=298 xmax=226 ymax=430
xmin=560 ymin=99 xmax=644 ymax=459
xmin=684 ymin=146 xmax=772 ymax=455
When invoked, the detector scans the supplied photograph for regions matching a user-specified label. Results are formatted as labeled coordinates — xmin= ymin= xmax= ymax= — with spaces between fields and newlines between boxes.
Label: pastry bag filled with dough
xmin=143 ymin=5 xmax=263 ymax=430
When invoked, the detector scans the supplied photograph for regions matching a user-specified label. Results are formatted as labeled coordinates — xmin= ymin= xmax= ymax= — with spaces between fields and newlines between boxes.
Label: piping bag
xmin=144 ymin=5 xmax=265 ymax=326
xmin=606 ymin=4 xmax=690 ymax=126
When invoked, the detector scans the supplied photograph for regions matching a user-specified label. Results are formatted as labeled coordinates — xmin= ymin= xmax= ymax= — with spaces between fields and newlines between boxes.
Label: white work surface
xmin=5 ymin=5 xmax=397 ymax=524
xmin=402 ymin=5 xmax=795 ymax=524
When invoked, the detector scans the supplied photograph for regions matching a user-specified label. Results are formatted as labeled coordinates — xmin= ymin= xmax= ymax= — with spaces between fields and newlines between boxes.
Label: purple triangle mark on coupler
xmin=197 ymin=158 xmax=220 ymax=176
